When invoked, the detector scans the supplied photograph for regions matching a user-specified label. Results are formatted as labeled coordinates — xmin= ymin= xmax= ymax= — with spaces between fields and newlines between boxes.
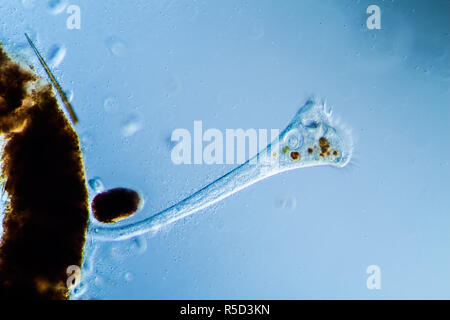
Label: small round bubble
xmin=47 ymin=0 xmax=68 ymax=15
xmin=104 ymin=97 xmax=119 ymax=113
xmin=88 ymin=177 xmax=105 ymax=194
xmin=123 ymin=272 xmax=134 ymax=282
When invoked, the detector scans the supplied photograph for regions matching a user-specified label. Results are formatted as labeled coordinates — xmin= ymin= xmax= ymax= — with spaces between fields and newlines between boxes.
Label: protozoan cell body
xmin=90 ymin=99 xmax=353 ymax=241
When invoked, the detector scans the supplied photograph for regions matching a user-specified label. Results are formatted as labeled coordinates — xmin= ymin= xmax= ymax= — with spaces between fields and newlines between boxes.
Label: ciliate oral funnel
xmin=270 ymin=98 xmax=353 ymax=171
xmin=89 ymin=98 xmax=353 ymax=241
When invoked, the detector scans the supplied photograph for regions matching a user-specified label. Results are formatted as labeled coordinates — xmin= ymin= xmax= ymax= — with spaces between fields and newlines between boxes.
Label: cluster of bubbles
xmin=102 ymin=35 xmax=145 ymax=138
xmin=21 ymin=0 xmax=144 ymax=142
xmin=72 ymin=234 xmax=148 ymax=299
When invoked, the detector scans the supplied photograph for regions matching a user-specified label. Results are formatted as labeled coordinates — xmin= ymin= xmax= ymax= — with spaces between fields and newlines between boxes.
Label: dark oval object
xmin=92 ymin=187 xmax=141 ymax=223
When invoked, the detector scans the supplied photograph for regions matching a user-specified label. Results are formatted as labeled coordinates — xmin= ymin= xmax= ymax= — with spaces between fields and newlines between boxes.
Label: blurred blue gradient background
xmin=0 ymin=0 xmax=449 ymax=299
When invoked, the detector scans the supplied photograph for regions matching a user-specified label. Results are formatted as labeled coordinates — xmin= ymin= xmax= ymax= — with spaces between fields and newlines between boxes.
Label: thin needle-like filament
xmin=24 ymin=33 xmax=79 ymax=124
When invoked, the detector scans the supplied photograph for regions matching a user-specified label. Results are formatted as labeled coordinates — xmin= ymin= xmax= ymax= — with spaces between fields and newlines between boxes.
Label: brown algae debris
xmin=0 ymin=42 xmax=87 ymax=299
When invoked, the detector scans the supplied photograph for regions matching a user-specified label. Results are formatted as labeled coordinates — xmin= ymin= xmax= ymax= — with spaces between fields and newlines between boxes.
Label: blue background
xmin=0 ymin=0 xmax=449 ymax=299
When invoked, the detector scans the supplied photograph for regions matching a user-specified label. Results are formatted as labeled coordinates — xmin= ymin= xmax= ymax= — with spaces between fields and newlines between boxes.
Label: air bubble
xmin=88 ymin=177 xmax=105 ymax=194
xmin=47 ymin=0 xmax=68 ymax=15
xmin=123 ymin=272 xmax=134 ymax=282
xmin=106 ymin=37 xmax=127 ymax=57
xmin=276 ymin=196 xmax=297 ymax=211
xmin=67 ymin=90 xmax=74 ymax=103
xmin=121 ymin=113 xmax=143 ymax=137
xmin=47 ymin=44 xmax=66 ymax=68
xmin=104 ymin=96 xmax=119 ymax=113
xmin=80 ymin=132 xmax=95 ymax=152
xmin=250 ymin=21 xmax=264 ymax=40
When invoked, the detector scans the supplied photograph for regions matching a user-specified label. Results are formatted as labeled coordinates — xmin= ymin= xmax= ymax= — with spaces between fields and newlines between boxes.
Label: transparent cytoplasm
xmin=88 ymin=99 xmax=353 ymax=241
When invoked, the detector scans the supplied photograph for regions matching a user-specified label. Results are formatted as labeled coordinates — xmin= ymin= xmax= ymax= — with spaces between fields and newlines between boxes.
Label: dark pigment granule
xmin=0 ymin=45 xmax=89 ymax=299
xmin=92 ymin=188 xmax=141 ymax=223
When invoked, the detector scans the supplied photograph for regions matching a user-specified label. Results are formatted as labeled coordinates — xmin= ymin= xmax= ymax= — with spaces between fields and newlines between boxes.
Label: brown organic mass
xmin=92 ymin=188 xmax=141 ymax=223
xmin=0 ymin=45 xmax=89 ymax=299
